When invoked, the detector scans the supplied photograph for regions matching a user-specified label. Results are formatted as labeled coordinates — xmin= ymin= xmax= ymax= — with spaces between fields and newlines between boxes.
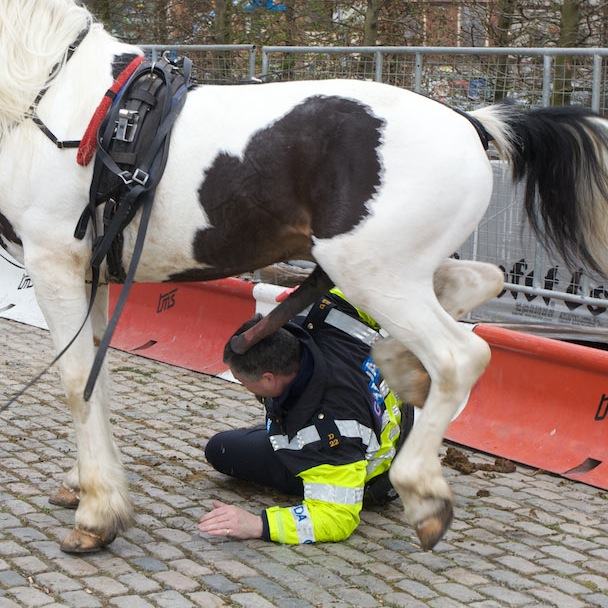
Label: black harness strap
xmin=28 ymin=23 xmax=91 ymax=149
xmin=80 ymin=55 xmax=192 ymax=400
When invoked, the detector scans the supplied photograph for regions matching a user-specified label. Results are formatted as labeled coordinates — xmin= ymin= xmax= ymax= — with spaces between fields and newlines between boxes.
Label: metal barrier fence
xmin=261 ymin=46 xmax=608 ymax=115
xmin=142 ymin=44 xmax=257 ymax=84
xmin=142 ymin=44 xmax=608 ymax=333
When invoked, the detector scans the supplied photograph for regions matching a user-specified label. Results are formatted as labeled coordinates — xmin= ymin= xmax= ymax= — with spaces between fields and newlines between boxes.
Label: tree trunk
xmin=363 ymin=0 xmax=382 ymax=46
xmin=552 ymin=0 xmax=581 ymax=106
xmin=493 ymin=0 xmax=517 ymax=102
xmin=281 ymin=0 xmax=297 ymax=76
xmin=214 ymin=0 xmax=231 ymax=44
xmin=85 ymin=0 xmax=113 ymax=30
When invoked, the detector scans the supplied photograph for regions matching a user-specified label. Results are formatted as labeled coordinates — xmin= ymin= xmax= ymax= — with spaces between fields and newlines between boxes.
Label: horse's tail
xmin=470 ymin=104 xmax=608 ymax=277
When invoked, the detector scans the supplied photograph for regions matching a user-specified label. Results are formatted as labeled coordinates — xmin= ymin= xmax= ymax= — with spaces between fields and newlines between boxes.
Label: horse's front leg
xmin=27 ymin=251 xmax=132 ymax=552
xmin=48 ymin=283 xmax=112 ymax=512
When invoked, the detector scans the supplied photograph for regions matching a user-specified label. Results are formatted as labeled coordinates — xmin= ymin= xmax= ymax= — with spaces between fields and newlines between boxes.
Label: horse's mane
xmin=0 ymin=0 xmax=94 ymax=142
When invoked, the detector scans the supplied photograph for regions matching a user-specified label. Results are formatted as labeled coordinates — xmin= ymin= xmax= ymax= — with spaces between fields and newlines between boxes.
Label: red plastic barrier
xmin=446 ymin=325 xmax=608 ymax=490
xmin=110 ymin=279 xmax=255 ymax=376
xmin=109 ymin=279 xmax=608 ymax=490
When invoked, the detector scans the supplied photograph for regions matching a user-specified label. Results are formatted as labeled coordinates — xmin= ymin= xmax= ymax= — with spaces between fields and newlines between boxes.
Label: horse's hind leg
xmin=373 ymin=258 xmax=504 ymax=406
xmin=372 ymin=285 xmax=491 ymax=549
xmin=315 ymin=249 xmax=492 ymax=549
xmin=25 ymin=249 xmax=132 ymax=552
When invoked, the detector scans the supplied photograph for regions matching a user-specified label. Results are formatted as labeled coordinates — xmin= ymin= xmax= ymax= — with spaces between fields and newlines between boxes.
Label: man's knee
xmin=204 ymin=432 xmax=229 ymax=473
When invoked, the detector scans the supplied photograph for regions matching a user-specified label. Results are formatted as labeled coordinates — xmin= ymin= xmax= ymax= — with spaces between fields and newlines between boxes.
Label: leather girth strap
xmin=74 ymin=54 xmax=192 ymax=400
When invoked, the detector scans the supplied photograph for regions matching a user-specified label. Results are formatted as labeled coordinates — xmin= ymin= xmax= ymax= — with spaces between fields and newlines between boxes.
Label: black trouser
xmin=205 ymin=425 xmax=304 ymax=496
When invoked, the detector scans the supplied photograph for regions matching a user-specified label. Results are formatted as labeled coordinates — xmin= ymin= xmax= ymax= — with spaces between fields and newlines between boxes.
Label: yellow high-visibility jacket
xmin=261 ymin=292 xmax=403 ymax=544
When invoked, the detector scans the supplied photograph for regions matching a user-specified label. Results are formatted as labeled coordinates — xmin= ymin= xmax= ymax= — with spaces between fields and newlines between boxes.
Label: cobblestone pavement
xmin=1 ymin=317 xmax=608 ymax=608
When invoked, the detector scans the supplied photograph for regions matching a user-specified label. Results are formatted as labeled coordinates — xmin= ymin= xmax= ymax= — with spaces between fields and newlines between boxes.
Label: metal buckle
xmin=115 ymin=109 xmax=139 ymax=142
xmin=118 ymin=171 xmax=132 ymax=185
xmin=132 ymin=168 xmax=149 ymax=186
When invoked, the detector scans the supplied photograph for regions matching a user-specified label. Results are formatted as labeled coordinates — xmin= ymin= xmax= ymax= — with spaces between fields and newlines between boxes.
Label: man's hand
xmin=197 ymin=500 xmax=263 ymax=540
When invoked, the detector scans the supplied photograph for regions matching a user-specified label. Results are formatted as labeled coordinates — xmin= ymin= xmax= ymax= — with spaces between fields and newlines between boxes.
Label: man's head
xmin=223 ymin=317 xmax=301 ymax=398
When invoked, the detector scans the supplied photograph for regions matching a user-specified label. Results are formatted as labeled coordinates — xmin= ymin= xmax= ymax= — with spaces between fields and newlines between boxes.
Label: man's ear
xmin=260 ymin=371 xmax=275 ymax=385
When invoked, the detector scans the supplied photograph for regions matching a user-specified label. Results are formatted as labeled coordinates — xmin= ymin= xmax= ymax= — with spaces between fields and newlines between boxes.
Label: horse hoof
xmin=60 ymin=526 xmax=116 ymax=554
xmin=415 ymin=499 xmax=453 ymax=551
xmin=48 ymin=485 xmax=80 ymax=509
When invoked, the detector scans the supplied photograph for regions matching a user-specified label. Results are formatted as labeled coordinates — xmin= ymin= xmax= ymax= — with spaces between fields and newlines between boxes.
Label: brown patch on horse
xmin=176 ymin=96 xmax=383 ymax=282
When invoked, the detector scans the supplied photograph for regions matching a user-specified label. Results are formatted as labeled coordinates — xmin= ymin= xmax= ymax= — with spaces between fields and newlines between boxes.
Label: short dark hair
xmin=223 ymin=317 xmax=300 ymax=379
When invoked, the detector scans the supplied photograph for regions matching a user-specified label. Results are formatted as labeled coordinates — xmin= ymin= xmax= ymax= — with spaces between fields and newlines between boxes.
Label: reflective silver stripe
xmin=381 ymin=409 xmax=390 ymax=431
xmin=366 ymin=447 xmax=396 ymax=476
xmin=334 ymin=419 xmax=379 ymax=453
xmin=324 ymin=308 xmax=381 ymax=346
xmin=304 ymin=483 xmax=364 ymax=504
xmin=379 ymin=379 xmax=390 ymax=398
xmin=388 ymin=425 xmax=400 ymax=442
xmin=290 ymin=504 xmax=315 ymax=543
xmin=335 ymin=419 xmax=381 ymax=458
xmin=269 ymin=425 xmax=320 ymax=451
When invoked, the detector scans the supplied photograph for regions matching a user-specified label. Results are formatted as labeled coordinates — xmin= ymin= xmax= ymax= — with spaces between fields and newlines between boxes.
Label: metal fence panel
xmin=460 ymin=163 xmax=608 ymax=336
xmin=142 ymin=44 xmax=256 ymax=85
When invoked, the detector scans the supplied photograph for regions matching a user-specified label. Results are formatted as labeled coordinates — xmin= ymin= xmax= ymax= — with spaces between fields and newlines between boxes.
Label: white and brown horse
xmin=1 ymin=0 xmax=608 ymax=553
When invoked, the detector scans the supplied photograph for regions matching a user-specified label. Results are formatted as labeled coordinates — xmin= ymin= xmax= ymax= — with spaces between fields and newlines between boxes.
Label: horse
xmin=1 ymin=0 xmax=608 ymax=554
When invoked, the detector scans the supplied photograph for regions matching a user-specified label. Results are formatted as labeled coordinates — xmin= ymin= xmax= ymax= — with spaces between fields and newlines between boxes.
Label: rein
xmin=27 ymin=22 xmax=91 ymax=149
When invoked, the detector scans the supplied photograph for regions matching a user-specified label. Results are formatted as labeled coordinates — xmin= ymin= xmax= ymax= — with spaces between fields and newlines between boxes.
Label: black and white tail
xmin=471 ymin=104 xmax=608 ymax=277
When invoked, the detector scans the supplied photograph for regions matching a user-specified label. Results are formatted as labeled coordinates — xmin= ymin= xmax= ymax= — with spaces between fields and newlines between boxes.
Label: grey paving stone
xmin=168 ymin=559 xmax=212 ymax=578
xmin=239 ymin=576 xmax=291 ymax=600
xmin=153 ymin=570 xmax=199 ymax=592
xmin=149 ymin=590 xmax=193 ymax=608
xmin=213 ymin=559 xmax=257 ymax=578
xmin=536 ymin=557 xmax=583 ymax=575
xmin=477 ymin=585 xmax=533 ymax=606
xmin=495 ymin=555 xmax=546 ymax=574
xmin=188 ymin=591 xmax=226 ymax=607
xmin=35 ymin=573 xmax=82 ymax=593
xmin=533 ymin=573 xmax=591 ymax=595
xmin=536 ymin=582 xmax=588 ymax=608
xmin=200 ymin=574 xmax=239 ymax=594
xmin=230 ymin=593 xmax=277 ymax=608
xmin=53 ymin=557 xmax=98 ymax=578
xmin=395 ymin=579 xmax=437 ymax=600
xmin=0 ymin=541 xmax=29 ymax=557
xmin=130 ymin=556 xmax=168 ymax=573
xmin=540 ymin=545 xmax=588 ymax=562
xmin=586 ymin=594 xmax=608 ymax=608
xmin=381 ymin=594 xmax=427 ymax=608
xmin=81 ymin=576 xmax=128 ymax=597
xmin=337 ymin=587 xmax=379 ymax=607
xmin=117 ymin=572 xmax=161 ymax=593
xmin=6 ymin=528 xmax=48 ymax=543
xmin=58 ymin=590 xmax=101 ymax=608
xmin=0 ymin=516 xmax=21 ymax=529
xmin=109 ymin=597 xmax=154 ymax=608
xmin=435 ymin=582 xmax=485 ymax=603
xmin=7 ymin=586 xmax=56 ymax=607
xmin=0 ymin=569 xmax=27 ymax=588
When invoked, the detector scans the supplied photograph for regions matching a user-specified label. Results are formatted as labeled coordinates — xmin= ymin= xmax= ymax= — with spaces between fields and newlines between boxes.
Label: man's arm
xmin=263 ymin=460 xmax=367 ymax=544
